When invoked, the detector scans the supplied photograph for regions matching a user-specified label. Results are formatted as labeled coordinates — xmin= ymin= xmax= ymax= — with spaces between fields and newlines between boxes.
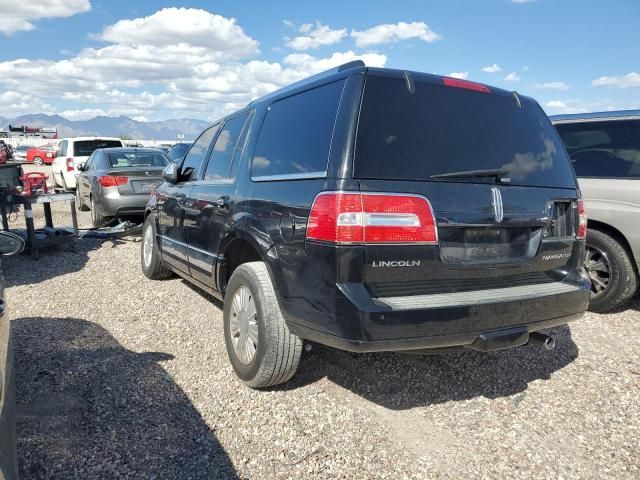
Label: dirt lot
xmin=3 ymin=202 xmax=639 ymax=479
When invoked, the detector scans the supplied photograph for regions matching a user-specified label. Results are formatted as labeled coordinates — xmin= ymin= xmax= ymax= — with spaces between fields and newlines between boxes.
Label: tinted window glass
xmin=555 ymin=119 xmax=640 ymax=178
xmin=106 ymin=151 xmax=170 ymax=168
xmin=204 ymin=113 xmax=250 ymax=180
xmin=59 ymin=140 xmax=67 ymax=156
xmin=181 ymin=126 xmax=220 ymax=181
xmin=355 ymin=74 xmax=575 ymax=188
xmin=168 ymin=142 xmax=192 ymax=161
xmin=73 ymin=140 xmax=122 ymax=156
xmin=84 ymin=152 xmax=96 ymax=171
xmin=251 ymin=79 xmax=345 ymax=179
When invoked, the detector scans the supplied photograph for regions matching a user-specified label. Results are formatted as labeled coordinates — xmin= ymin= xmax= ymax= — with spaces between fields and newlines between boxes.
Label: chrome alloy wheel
xmin=143 ymin=224 xmax=154 ymax=268
xmin=229 ymin=286 xmax=259 ymax=365
xmin=585 ymin=244 xmax=611 ymax=299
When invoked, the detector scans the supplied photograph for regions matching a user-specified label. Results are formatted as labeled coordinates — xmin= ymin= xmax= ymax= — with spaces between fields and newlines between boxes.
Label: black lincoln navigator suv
xmin=141 ymin=61 xmax=590 ymax=388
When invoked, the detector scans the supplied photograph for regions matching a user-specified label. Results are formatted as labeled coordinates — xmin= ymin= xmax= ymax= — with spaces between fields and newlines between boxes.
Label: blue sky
xmin=0 ymin=0 xmax=638 ymax=121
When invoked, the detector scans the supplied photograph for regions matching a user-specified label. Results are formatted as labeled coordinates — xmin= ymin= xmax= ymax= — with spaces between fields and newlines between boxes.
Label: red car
xmin=0 ymin=148 xmax=5 ymax=165
xmin=26 ymin=144 xmax=58 ymax=165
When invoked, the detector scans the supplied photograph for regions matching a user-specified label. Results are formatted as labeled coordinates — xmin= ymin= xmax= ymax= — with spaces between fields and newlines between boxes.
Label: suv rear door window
xmin=73 ymin=140 xmax=122 ymax=156
xmin=204 ymin=112 xmax=251 ymax=180
xmin=354 ymin=74 xmax=575 ymax=188
xmin=251 ymin=79 xmax=345 ymax=180
xmin=554 ymin=119 xmax=640 ymax=178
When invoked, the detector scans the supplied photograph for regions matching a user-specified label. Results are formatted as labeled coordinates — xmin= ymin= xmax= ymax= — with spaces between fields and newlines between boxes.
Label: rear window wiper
xmin=430 ymin=168 xmax=511 ymax=183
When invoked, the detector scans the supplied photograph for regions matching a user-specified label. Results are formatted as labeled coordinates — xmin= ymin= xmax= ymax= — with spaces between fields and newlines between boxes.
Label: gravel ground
xmin=3 ymin=202 xmax=639 ymax=479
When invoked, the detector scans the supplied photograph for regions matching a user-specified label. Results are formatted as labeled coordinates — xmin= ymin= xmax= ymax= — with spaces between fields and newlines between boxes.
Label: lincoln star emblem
xmin=491 ymin=187 xmax=504 ymax=223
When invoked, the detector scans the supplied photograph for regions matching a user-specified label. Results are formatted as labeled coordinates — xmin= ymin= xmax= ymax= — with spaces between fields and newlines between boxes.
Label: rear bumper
xmin=284 ymin=269 xmax=591 ymax=353
xmin=99 ymin=191 xmax=150 ymax=217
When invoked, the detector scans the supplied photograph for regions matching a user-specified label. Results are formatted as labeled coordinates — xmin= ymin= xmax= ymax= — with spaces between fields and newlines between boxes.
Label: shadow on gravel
xmin=12 ymin=317 xmax=238 ymax=479
xmin=284 ymin=325 xmax=578 ymax=411
xmin=2 ymin=238 xmax=126 ymax=288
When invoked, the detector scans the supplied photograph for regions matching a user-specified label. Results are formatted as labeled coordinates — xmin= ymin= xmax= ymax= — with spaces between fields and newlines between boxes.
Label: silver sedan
xmin=76 ymin=148 xmax=171 ymax=227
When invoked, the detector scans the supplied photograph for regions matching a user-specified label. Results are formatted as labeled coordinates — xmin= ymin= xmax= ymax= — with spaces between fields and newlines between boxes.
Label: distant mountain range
xmin=0 ymin=114 xmax=210 ymax=140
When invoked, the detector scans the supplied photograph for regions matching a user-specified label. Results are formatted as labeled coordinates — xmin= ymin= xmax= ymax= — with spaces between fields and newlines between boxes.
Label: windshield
xmin=73 ymin=140 xmax=122 ymax=156
xmin=354 ymin=73 xmax=575 ymax=188
xmin=106 ymin=151 xmax=170 ymax=168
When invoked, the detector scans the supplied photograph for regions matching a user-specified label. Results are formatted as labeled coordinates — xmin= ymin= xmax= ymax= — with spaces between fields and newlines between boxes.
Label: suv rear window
xmin=73 ymin=140 xmax=122 ymax=156
xmin=354 ymin=74 xmax=575 ymax=188
xmin=554 ymin=119 xmax=640 ymax=178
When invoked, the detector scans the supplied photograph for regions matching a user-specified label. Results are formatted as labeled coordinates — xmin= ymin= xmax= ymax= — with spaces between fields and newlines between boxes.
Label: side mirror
xmin=0 ymin=231 xmax=25 ymax=256
xmin=162 ymin=163 xmax=179 ymax=183
xmin=77 ymin=163 xmax=85 ymax=172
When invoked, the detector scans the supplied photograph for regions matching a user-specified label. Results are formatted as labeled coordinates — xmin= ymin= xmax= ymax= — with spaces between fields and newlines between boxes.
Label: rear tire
xmin=75 ymin=188 xmax=89 ymax=211
xmin=90 ymin=196 xmax=108 ymax=227
xmin=141 ymin=215 xmax=172 ymax=279
xmin=223 ymin=262 xmax=302 ymax=388
xmin=585 ymin=229 xmax=638 ymax=312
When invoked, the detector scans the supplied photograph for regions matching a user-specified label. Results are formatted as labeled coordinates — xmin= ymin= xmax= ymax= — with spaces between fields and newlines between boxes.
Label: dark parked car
xmin=551 ymin=110 xmax=640 ymax=312
xmin=76 ymin=148 xmax=171 ymax=227
xmin=167 ymin=142 xmax=192 ymax=162
xmin=0 ymin=231 xmax=26 ymax=480
xmin=141 ymin=62 xmax=590 ymax=388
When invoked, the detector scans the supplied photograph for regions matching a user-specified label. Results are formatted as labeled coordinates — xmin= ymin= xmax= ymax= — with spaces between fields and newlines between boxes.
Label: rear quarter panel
xmin=579 ymin=177 xmax=640 ymax=265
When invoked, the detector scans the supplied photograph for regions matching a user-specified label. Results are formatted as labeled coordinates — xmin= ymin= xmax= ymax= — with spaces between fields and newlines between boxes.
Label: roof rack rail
xmin=248 ymin=60 xmax=366 ymax=107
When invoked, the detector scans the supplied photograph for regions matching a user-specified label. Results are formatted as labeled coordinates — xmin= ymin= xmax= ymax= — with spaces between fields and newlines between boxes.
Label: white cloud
xmin=285 ymin=21 xmax=347 ymax=51
xmin=284 ymin=50 xmax=386 ymax=73
xmin=97 ymin=8 xmax=259 ymax=59
xmin=544 ymin=99 xmax=639 ymax=115
xmin=351 ymin=21 xmax=441 ymax=48
xmin=0 ymin=0 xmax=90 ymax=35
xmin=481 ymin=63 xmax=501 ymax=73
xmin=591 ymin=72 xmax=640 ymax=88
xmin=0 ymin=90 xmax=51 ymax=117
xmin=282 ymin=19 xmax=295 ymax=28
xmin=447 ymin=72 xmax=469 ymax=79
xmin=0 ymin=8 xmax=388 ymax=120
xmin=504 ymin=72 xmax=521 ymax=81
xmin=534 ymin=81 xmax=569 ymax=91
xmin=60 ymin=108 xmax=108 ymax=120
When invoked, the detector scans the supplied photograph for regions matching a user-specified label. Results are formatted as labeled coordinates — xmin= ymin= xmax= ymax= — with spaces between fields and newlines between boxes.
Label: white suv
xmin=51 ymin=137 xmax=124 ymax=191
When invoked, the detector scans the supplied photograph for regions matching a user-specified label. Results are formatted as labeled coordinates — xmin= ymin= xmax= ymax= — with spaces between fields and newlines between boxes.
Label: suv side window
xmin=181 ymin=125 xmax=220 ymax=182
xmin=204 ymin=112 xmax=251 ymax=181
xmin=251 ymin=79 xmax=346 ymax=180
xmin=59 ymin=140 xmax=68 ymax=157
xmin=555 ymin=119 xmax=640 ymax=178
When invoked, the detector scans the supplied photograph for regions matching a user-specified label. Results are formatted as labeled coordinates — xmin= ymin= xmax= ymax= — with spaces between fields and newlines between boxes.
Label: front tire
xmin=223 ymin=262 xmax=302 ymax=388
xmin=33 ymin=156 xmax=43 ymax=166
xmin=141 ymin=215 xmax=172 ymax=279
xmin=585 ymin=229 xmax=638 ymax=312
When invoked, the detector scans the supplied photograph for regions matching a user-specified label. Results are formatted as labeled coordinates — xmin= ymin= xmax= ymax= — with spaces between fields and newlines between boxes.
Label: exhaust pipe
xmin=529 ymin=332 xmax=555 ymax=350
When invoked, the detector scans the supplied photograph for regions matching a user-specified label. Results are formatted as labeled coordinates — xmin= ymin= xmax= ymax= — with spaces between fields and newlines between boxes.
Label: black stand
xmin=2 ymin=193 xmax=79 ymax=259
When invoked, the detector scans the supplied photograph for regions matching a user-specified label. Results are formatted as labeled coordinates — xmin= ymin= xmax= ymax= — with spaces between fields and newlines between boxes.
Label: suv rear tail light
xmin=98 ymin=176 xmax=129 ymax=187
xmin=443 ymin=77 xmax=491 ymax=93
xmin=307 ymin=192 xmax=438 ymax=244
xmin=577 ymin=199 xmax=587 ymax=239
xmin=66 ymin=158 xmax=74 ymax=172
